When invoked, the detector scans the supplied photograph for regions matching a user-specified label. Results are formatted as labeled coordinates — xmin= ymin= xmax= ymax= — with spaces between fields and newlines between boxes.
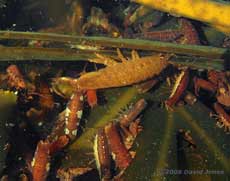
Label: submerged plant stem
xmin=0 ymin=31 xmax=229 ymax=59
xmin=0 ymin=46 xmax=110 ymax=61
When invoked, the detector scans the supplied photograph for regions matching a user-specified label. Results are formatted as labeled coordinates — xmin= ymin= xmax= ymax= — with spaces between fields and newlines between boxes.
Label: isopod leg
xmin=131 ymin=50 xmax=140 ymax=60
xmin=89 ymin=53 xmax=118 ymax=66
xmin=117 ymin=48 xmax=128 ymax=62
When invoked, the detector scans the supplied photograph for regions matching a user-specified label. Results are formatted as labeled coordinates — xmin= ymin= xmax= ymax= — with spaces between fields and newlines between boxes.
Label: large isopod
xmin=74 ymin=53 xmax=169 ymax=90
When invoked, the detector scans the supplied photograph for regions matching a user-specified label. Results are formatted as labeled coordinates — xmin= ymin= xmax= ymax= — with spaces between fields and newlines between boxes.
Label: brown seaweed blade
xmin=94 ymin=128 xmax=112 ymax=181
xmin=64 ymin=91 xmax=84 ymax=140
xmin=31 ymin=140 xmax=51 ymax=181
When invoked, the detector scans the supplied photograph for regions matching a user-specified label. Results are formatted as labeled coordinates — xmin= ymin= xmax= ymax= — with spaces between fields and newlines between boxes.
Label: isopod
xmin=52 ymin=49 xmax=170 ymax=91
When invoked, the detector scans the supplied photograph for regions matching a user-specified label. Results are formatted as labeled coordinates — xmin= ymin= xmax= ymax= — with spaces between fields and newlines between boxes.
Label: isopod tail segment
xmin=213 ymin=102 xmax=230 ymax=133
xmin=104 ymin=122 xmax=132 ymax=171
xmin=64 ymin=91 xmax=84 ymax=140
xmin=165 ymin=68 xmax=190 ymax=110
xmin=94 ymin=128 xmax=112 ymax=181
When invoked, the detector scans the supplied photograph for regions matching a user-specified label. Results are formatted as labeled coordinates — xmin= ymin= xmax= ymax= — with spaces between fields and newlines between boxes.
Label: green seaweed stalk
xmin=152 ymin=111 xmax=174 ymax=181
xmin=0 ymin=31 xmax=229 ymax=59
xmin=0 ymin=46 xmax=118 ymax=61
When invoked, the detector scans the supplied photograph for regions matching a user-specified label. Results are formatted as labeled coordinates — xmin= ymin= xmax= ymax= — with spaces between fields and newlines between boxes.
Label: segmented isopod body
xmin=74 ymin=53 xmax=169 ymax=90
xmin=31 ymin=140 xmax=50 ymax=181
xmin=64 ymin=91 xmax=84 ymax=140
xmin=6 ymin=64 xmax=26 ymax=90
xmin=94 ymin=128 xmax=112 ymax=181
xmin=104 ymin=122 xmax=132 ymax=170
xmin=165 ymin=69 xmax=189 ymax=108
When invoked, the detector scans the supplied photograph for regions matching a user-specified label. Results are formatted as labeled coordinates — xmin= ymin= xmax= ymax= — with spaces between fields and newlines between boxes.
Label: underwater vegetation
xmin=134 ymin=0 xmax=230 ymax=34
xmin=0 ymin=0 xmax=230 ymax=180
